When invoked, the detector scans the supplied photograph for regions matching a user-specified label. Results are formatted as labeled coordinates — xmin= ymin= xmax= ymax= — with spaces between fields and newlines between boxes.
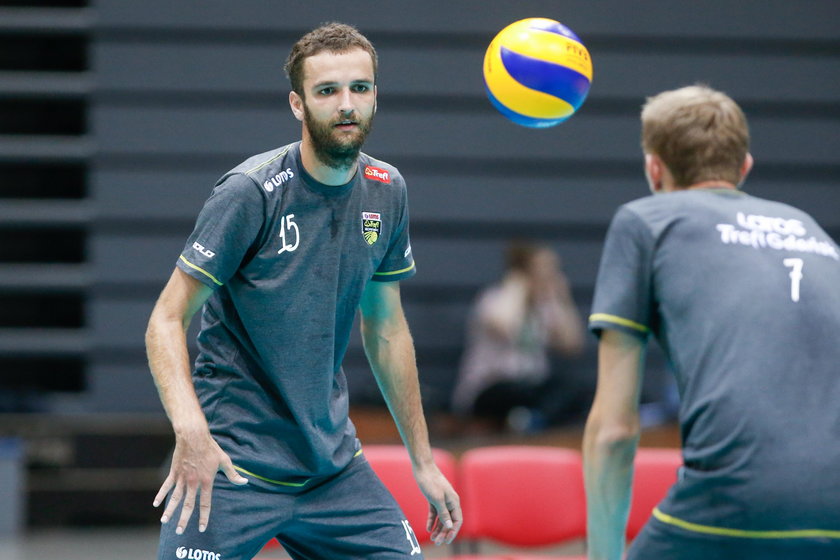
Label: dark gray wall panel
xmin=91 ymin=168 xmax=646 ymax=225
xmin=747 ymin=181 xmax=840 ymax=229
xmin=89 ymin=231 xmax=603 ymax=290
xmin=92 ymin=169 xmax=840 ymax=230
xmin=95 ymin=0 xmax=840 ymax=40
xmin=88 ymin=297 xmax=477 ymax=355
xmin=92 ymin=42 xmax=840 ymax=104
xmin=92 ymin=106 xmax=840 ymax=168
xmin=409 ymin=239 xmax=603 ymax=289
xmin=90 ymin=233 xmax=188 ymax=283
xmin=91 ymin=169 xmax=218 ymax=221
xmin=84 ymin=363 xmax=164 ymax=413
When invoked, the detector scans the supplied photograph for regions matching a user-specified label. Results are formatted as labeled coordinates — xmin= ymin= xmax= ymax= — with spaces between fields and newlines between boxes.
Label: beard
xmin=303 ymin=104 xmax=374 ymax=171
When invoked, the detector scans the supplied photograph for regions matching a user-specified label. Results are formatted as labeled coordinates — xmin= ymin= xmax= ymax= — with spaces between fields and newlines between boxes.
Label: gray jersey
xmin=590 ymin=188 xmax=840 ymax=534
xmin=176 ymin=142 xmax=415 ymax=489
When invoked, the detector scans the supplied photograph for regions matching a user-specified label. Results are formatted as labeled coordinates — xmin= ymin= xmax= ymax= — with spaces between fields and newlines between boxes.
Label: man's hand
xmin=414 ymin=465 xmax=462 ymax=545
xmin=154 ymin=429 xmax=248 ymax=535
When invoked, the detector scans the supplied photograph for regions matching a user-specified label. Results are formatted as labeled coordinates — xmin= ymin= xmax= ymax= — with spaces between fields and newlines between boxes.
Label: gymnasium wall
xmin=3 ymin=0 xmax=839 ymax=414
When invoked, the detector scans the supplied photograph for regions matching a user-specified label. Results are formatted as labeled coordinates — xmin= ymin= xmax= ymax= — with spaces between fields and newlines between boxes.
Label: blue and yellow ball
xmin=483 ymin=18 xmax=593 ymax=128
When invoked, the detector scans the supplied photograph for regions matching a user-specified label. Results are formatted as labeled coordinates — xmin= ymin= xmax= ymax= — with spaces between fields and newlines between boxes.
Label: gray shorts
xmin=629 ymin=514 xmax=840 ymax=560
xmin=157 ymin=453 xmax=424 ymax=560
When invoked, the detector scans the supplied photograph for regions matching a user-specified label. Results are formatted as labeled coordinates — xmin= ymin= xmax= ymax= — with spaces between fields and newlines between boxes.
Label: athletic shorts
xmin=628 ymin=513 xmax=840 ymax=560
xmin=157 ymin=453 xmax=425 ymax=560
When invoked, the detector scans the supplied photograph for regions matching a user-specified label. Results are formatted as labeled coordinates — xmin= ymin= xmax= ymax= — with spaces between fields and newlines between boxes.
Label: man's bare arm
xmin=146 ymin=268 xmax=247 ymax=534
xmin=583 ymin=328 xmax=646 ymax=560
xmin=359 ymin=280 xmax=462 ymax=545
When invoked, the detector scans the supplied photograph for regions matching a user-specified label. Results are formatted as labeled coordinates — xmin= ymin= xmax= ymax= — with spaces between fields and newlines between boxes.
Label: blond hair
xmin=641 ymin=85 xmax=749 ymax=187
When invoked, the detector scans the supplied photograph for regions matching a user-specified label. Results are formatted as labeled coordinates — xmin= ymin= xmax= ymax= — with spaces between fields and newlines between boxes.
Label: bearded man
xmin=146 ymin=22 xmax=461 ymax=560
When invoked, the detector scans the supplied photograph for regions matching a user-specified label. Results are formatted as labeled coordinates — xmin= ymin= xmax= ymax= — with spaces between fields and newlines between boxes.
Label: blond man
xmin=584 ymin=85 xmax=840 ymax=560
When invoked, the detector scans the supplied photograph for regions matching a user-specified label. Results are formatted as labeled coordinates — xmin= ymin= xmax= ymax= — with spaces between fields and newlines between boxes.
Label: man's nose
xmin=337 ymin=89 xmax=354 ymax=116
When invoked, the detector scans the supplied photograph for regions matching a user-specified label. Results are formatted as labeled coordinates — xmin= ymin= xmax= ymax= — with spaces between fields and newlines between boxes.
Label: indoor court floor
xmin=0 ymin=527 xmax=584 ymax=559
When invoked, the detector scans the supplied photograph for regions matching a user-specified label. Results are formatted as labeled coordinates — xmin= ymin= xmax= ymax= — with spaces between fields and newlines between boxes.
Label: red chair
xmin=627 ymin=447 xmax=683 ymax=539
xmin=456 ymin=445 xmax=587 ymax=560
xmin=363 ymin=444 xmax=458 ymax=545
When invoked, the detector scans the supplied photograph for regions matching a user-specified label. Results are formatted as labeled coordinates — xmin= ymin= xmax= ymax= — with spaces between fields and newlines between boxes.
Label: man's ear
xmin=739 ymin=153 xmax=754 ymax=185
xmin=289 ymin=91 xmax=305 ymax=122
xmin=645 ymin=153 xmax=664 ymax=193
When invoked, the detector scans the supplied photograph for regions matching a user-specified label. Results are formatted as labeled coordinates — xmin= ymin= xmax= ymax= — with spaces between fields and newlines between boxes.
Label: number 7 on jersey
xmin=783 ymin=258 xmax=804 ymax=302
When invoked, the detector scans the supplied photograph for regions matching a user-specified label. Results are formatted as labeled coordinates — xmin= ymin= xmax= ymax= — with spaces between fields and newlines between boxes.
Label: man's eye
xmin=318 ymin=87 xmax=334 ymax=95
xmin=353 ymin=84 xmax=370 ymax=93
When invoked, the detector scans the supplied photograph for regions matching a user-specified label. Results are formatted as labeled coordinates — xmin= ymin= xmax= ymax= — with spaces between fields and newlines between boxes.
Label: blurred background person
xmin=451 ymin=242 xmax=585 ymax=433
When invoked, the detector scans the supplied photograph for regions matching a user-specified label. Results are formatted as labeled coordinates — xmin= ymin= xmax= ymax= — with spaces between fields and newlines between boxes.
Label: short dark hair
xmin=284 ymin=22 xmax=378 ymax=96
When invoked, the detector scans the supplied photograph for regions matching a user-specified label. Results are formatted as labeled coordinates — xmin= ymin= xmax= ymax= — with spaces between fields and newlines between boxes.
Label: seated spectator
xmin=451 ymin=242 xmax=585 ymax=432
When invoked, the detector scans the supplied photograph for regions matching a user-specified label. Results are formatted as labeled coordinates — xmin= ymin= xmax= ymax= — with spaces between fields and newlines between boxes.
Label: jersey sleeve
xmin=589 ymin=205 xmax=655 ymax=339
xmin=176 ymin=173 xmax=266 ymax=288
xmin=371 ymin=178 xmax=416 ymax=283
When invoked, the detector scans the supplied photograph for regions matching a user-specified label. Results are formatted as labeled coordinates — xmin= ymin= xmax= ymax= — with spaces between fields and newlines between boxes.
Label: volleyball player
xmin=584 ymin=85 xmax=840 ymax=560
xmin=146 ymin=22 xmax=460 ymax=560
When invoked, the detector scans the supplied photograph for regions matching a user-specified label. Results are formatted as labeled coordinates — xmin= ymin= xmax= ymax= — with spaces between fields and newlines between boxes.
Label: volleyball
xmin=483 ymin=18 xmax=593 ymax=128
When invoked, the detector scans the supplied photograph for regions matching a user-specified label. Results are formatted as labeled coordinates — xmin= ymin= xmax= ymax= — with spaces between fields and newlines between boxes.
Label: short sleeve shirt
xmin=176 ymin=142 xmax=415 ymax=488
xmin=590 ymin=188 xmax=840 ymax=533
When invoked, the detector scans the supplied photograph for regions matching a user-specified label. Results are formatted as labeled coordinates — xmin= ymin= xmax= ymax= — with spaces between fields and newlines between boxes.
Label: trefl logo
xmin=364 ymin=165 xmax=390 ymax=184
xmin=175 ymin=546 xmax=221 ymax=560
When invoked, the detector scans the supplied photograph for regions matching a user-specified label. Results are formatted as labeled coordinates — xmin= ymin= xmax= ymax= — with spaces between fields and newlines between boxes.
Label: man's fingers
xmin=160 ymin=481 xmax=183 ymax=524
xmin=429 ymin=492 xmax=461 ymax=545
xmin=443 ymin=496 xmax=462 ymax=544
xmin=428 ymin=497 xmax=454 ymax=545
xmin=198 ymin=480 xmax=213 ymax=533
xmin=176 ymin=484 xmax=198 ymax=535
xmin=426 ymin=505 xmax=436 ymax=533
xmin=158 ymin=446 xmax=245 ymax=535
xmin=153 ymin=473 xmax=174 ymax=508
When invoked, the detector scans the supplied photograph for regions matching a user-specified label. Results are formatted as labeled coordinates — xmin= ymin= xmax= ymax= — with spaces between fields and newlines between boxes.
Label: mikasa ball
xmin=483 ymin=17 xmax=593 ymax=127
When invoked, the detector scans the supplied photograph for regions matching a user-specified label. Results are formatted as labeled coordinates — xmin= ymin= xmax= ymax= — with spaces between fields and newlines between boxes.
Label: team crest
xmin=362 ymin=212 xmax=381 ymax=245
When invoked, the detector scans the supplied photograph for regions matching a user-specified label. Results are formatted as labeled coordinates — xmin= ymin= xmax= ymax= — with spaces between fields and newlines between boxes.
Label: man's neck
xmin=667 ymin=180 xmax=738 ymax=192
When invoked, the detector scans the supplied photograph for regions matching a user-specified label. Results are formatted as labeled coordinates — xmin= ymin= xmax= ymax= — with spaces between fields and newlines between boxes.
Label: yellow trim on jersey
xmin=245 ymin=145 xmax=292 ymax=175
xmin=373 ymin=262 xmax=416 ymax=277
xmin=179 ymin=255 xmax=223 ymax=286
xmin=232 ymin=449 xmax=363 ymax=487
xmin=653 ymin=507 xmax=840 ymax=540
xmin=588 ymin=313 xmax=649 ymax=333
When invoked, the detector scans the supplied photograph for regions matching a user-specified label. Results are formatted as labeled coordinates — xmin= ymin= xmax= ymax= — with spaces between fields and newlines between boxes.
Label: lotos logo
xmin=736 ymin=212 xmax=806 ymax=236
xmin=263 ymin=167 xmax=295 ymax=192
xmin=175 ymin=546 xmax=220 ymax=560
xmin=364 ymin=165 xmax=390 ymax=184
